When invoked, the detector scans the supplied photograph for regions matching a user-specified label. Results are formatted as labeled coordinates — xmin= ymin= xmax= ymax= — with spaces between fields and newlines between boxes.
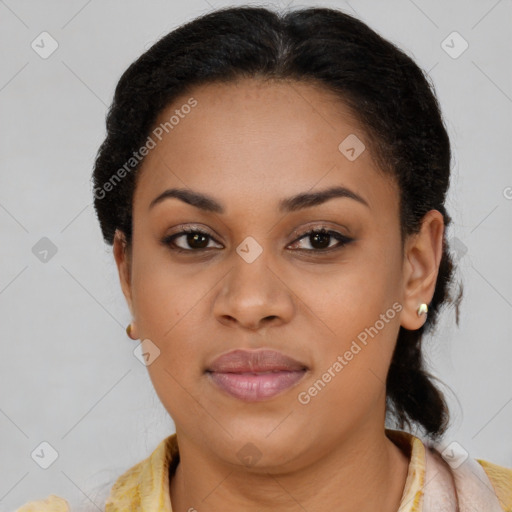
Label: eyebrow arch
xmin=148 ymin=185 xmax=370 ymax=213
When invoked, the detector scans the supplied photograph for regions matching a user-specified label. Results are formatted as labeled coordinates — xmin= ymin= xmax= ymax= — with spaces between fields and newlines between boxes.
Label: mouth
xmin=205 ymin=349 xmax=309 ymax=402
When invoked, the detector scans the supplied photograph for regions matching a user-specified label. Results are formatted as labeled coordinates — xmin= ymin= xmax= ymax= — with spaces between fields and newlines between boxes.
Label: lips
xmin=206 ymin=349 xmax=308 ymax=401
xmin=207 ymin=349 xmax=308 ymax=373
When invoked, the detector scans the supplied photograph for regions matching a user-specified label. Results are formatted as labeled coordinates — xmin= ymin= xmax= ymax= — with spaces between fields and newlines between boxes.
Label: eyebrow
xmin=148 ymin=185 xmax=370 ymax=213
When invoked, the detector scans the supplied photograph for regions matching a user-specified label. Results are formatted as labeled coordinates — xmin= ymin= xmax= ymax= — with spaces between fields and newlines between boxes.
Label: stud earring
xmin=126 ymin=323 xmax=137 ymax=340
xmin=417 ymin=303 xmax=428 ymax=316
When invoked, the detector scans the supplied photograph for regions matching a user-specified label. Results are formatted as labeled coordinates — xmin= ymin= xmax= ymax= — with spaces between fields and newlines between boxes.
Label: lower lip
xmin=207 ymin=370 xmax=307 ymax=402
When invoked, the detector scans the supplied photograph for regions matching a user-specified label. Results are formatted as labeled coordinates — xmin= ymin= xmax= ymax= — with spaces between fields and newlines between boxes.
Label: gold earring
xmin=126 ymin=323 xmax=136 ymax=339
xmin=417 ymin=303 xmax=428 ymax=316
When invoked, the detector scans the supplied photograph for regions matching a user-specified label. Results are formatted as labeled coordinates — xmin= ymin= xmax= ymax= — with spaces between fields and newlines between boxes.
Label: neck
xmin=169 ymin=425 xmax=410 ymax=512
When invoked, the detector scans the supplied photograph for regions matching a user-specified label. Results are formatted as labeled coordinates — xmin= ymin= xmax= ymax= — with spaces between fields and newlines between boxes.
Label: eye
xmin=161 ymin=225 xmax=353 ymax=254
xmin=288 ymin=227 xmax=353 ymax=252
xmin=162 ymin=226 xmax=222 ymax=253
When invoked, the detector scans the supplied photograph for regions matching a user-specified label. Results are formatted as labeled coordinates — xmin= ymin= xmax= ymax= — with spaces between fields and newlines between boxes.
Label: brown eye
xmin=308 ymin=230 xmax=331 ymax=249
xmin=162 ymin=228 xmax=221 ymax=252
xmin=288 ymin=228 xmax=353 ymax=252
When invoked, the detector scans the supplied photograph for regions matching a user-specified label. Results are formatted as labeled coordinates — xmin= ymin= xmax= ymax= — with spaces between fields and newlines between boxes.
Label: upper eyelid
xmin=171 ymin=224 xmax=347 ymax=238
xmin=291 ymin=226 xmax=345 ymax=240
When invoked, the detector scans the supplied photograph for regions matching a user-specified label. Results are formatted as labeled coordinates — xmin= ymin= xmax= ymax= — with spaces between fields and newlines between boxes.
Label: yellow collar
xmin=105 ymin=434 xmax=178 ymax=511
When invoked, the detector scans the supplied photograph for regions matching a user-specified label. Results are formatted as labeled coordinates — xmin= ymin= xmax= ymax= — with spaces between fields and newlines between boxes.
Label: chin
xmin=212 ymin=424 xmax=308 ymax=471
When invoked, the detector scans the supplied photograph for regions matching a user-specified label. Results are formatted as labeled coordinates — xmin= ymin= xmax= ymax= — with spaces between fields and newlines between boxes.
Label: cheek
xmin=130 ymin=235 xmax=188 ymax=338
xmin=128 ymin=246 xmax=209 ymax=407
xmin=129 ymin=263 xmax=187 ymax=391
xmin=136 ymin=291 xmax=201 ymax=424
xmin=293 ymin=246 xmax=402 ymax=411
xmin=300 ymin=250 xmax=398 ymax=346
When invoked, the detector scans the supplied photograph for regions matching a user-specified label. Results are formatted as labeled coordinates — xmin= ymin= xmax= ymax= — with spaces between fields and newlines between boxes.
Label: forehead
xmin=133 ymin=78 xmax=397 ymax=219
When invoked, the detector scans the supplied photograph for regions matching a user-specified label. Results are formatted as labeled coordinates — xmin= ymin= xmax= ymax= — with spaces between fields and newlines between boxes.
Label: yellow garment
xmin=15 ymin=429 xmax=512 ymax=511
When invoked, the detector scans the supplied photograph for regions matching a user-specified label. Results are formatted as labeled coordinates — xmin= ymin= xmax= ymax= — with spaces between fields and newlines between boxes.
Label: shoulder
xmin=15 ymin=494 xmax=71 ymax=511
xmin=477 ymin=458 xmax=512 ymax=511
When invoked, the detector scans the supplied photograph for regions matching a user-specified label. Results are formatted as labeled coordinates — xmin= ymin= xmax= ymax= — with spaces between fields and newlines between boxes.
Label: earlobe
xmin=399 ymin=210 xmax=444 ymax=330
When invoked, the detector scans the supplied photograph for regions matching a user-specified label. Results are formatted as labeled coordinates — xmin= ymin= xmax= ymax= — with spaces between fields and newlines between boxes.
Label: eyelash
xmin=161 ymin=225 xmax=354 ymax=255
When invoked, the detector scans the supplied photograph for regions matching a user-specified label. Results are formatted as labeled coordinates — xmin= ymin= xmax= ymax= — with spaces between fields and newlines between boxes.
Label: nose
xmin=213 ymin=253 xmax=295 ymax=333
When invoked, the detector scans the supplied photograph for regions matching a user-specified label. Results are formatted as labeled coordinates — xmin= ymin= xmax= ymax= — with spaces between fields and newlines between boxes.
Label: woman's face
xmin=114 ymin=78 xmax=440 ymax=471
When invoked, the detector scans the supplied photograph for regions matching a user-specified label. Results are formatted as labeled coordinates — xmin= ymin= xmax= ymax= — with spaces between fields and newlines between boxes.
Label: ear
xmin=400 ymin=210 xmax=444 ymax=330
xmin=113 ymin=229 xmax=135 ymax=318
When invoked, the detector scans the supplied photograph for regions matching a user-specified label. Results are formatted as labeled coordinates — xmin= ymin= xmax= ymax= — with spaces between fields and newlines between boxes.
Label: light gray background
xmin=1 ymin=0 xmax=511 ymax=510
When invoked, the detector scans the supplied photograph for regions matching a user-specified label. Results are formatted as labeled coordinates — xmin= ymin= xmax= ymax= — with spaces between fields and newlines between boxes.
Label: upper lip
xmin=206 ymin=349 xmax=308 ymax=373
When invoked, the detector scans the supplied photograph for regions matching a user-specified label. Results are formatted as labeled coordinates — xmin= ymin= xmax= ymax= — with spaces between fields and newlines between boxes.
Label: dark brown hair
xmin=91 ymin=5 xmax=463 ymax=441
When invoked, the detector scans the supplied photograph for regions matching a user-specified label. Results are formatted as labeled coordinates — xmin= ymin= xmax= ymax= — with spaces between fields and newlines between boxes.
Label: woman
xmin=17 ymin=5 xmax=512 ymax=511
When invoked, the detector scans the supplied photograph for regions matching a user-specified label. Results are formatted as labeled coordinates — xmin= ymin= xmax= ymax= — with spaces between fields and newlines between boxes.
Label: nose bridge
xmin=230 ymin=237 xmax=279 ymax=306
xmin=213 ymin=235 xmax=294 ymax=329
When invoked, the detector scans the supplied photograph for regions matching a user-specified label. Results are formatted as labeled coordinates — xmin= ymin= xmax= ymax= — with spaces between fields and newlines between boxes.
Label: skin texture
xmin=113 ymin=78 xmax=444 ymax=511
